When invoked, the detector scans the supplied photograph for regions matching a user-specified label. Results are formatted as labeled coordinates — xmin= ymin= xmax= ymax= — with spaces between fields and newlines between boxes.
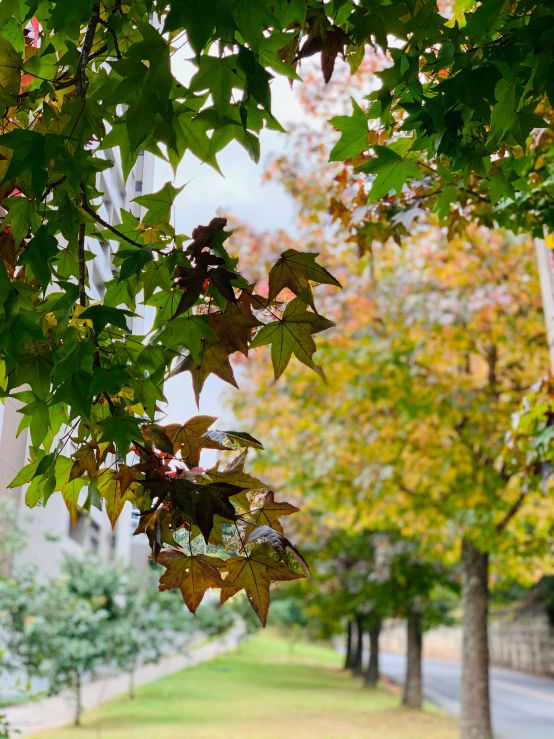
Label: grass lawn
xmin=34 ymin=631 xmax=457 ymax=739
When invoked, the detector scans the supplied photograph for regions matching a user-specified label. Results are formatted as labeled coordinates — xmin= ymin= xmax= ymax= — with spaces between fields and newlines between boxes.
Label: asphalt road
xmin=380 ymin=652 xmax=554 ymax=739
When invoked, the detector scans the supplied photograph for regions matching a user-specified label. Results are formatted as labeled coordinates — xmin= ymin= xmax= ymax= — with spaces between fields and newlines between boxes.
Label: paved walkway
xmin=6 ymin=620 xmax=246 ymax=737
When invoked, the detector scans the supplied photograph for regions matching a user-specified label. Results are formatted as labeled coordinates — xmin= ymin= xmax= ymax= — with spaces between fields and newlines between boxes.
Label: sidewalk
xmin=5 ymin=620 xmax=246 ymax=737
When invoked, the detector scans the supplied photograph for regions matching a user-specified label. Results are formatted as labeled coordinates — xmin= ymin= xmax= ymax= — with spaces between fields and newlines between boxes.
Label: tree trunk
xmin=364 ymin=619 xmax=381 ymax=688
xmin=344 ymin=620 xmax=353 ymax=670
xmin=352 ymin=616 xmax=364 ymax=675
xmin=402 ymin=609 xmax=422 ymax=709
xmin=460 ymin=539 xmax=493 ymax=739
xmin=129 ymin=668 xmax=135 ymax=700
xmin=74 ymin=671 xmax=82 ymax=726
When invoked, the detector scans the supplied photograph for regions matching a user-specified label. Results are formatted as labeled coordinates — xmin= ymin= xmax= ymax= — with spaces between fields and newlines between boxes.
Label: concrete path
xmin=6 ymin=620 xmax=246 ymax=738
xmin=381 ymin=652 xmax=554 ymax=739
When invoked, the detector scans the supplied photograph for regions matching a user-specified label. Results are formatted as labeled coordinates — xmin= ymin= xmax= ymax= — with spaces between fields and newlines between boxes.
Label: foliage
xmin=0 ymin=554 xmax=231 ymax=723
xmin=0 ymin=2 xmax=352 ymax=625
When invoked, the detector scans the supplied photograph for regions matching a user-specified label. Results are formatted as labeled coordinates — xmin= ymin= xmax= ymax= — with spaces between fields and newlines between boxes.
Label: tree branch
xmin=496 ymin=486 xmax=528 ymax=534
xmin=80 ymin=197 xmax=143 ymax=248
xmin=78 ymin=194 xmax=87 ymax=307
xmin=76 ymin=3 xmax=101 ymax=99
xmin=98 ymin=17 xmax=122 ymax=60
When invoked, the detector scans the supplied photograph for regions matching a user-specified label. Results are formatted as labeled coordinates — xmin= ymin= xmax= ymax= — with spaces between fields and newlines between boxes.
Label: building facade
xmin=0 ymin=148 xmax=154 ymax=577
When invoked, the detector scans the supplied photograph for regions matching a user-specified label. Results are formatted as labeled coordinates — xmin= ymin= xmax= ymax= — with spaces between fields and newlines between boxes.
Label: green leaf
xmin=0 ymin=130 xmax=68 ymax=197
xmin=89 ymin=366 xmax=130 ymax=396
xmin=251 ymin=299 xmax=333 ymax=379
xmin=164 ymin=0 xmax=236 ymax=53
xmin=358 ymin=143 xmax=422 ymax=202
xmin=0 ymin=197 xmax=40 ymax=247
xmin=171 ymin=108 xmax=222 ymax=174
xmin=157 ymin=315 xmax=218 ymax=363
xmin=268 ymin=248 xmax=342 ymax=302
xmin=189 ymin=56 xmax=244 ymax=118
xmin=329 ymin=99 xmax=369 ymax=162
xmin=133 ymin=181 xmax=185 ymax=225
xmin=17 ymin=226 xmax=58 ymax=289
xmin=80 ymin=305 xmax=136 ymax=335
xmin=100 ymin=415 xmax=143 ymax=457
xmin=8 ymin=458 xmax=41 ymax=488
xmin=237 ymin=46 xmax=273 ymax=112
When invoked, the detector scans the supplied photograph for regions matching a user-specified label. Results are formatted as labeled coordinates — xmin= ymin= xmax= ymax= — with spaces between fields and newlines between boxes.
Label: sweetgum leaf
xmin=220 ymin=543 xmax=305 ymax=626
xmin=157 ymin=550 xmax=228 ymax=614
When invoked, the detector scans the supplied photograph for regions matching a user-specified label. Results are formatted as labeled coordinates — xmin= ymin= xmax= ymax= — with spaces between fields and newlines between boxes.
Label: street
xmin=381 ymin=652 xmax=554 ymax=739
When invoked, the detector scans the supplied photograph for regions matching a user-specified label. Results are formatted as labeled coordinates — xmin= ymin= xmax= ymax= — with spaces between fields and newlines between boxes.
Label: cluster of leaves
xmin=322 ymin=1 xmax=554 ymax=244
xmin=0 ymin=1 xmax=354 ymax=623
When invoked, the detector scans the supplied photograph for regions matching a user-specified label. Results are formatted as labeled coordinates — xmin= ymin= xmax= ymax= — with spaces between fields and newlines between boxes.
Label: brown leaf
xmin=207 ymin=302 xmax=262 ymax=356
xmin=220 ymin=543 xmax=305 ymax=626
xmin=164 ymin=415 xmax=229 ymax=468
xmin=321 ymin=27 xmax=351 ymax=84
xmin=134 ymin=509 xmax=176 ymax=559
xmin=158 ymin=550 xmax=228 ymax=614
xmin=97 ymin=469 xmax=136 ymax=528
xmin=114 ymin=464 xmax=140 ymax=495
xmin=243 ymin=490 xmax=299 ymax=538
xmin=0 ymin=229 xmax=18 ymax=272
xmin=69 ymin=444 xmax=98 ymax=482
xmin=176 ymin=343 xmax=238 ymax=405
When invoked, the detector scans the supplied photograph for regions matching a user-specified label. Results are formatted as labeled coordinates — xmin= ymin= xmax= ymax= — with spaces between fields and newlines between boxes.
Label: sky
xmin=156 ymin=75 xmax=307 ymax=432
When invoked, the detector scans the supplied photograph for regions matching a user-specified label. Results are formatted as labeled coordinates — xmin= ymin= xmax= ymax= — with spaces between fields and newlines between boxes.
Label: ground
xmin=35 ymin=631 xmax=457 ymax=739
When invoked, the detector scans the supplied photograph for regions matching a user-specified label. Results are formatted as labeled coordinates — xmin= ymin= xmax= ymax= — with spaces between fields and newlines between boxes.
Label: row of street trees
xmin=0 ymin=548 xmax=232 ymax=726
xmin=228 ymin=46 xmax=554 ymax=737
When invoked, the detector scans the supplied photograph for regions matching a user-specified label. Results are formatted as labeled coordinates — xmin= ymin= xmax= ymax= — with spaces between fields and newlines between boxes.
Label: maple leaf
xmin=268 ymin=248 xmax=341 ymax=303
xmin=114 ymin=464 xmax=140 ymax=495
xmin=204 ymin=466 xmax=266 ymax=492
xmin=249 ymin=525 xmax=310 ymax=576
xmin=251 ymin=298 xmax=334 ymax=379
xmin=164 ymin=415 xmax=229 ymax=467
xmin=69 ymin=444 xmax=98 ymax=482
xmin=96 ymin=469 xmax=136 ymax=529
xmin=202 ymin=429 xmax=264 ymax=450
xmin=157 ymin=550 xmax=228 ymax=613
xmin=220 ymin=543 xmax=305 ymax=626
xmin=193 ymin=481 xmax=243 ymax=542
xmin=329 ymin=99 xmax=369 ymax=162
xmin=208 ymin=302 xmax=262 ymax=356
xmin=243 ymin=490 xmax=299 ymax=538
xmin=172 ymin=343 xmax=238 ymax=405
xmin=134 ymin=509 xmax=177 ymax=560
xmin=357 ymin=140 xmax=422 ymax=202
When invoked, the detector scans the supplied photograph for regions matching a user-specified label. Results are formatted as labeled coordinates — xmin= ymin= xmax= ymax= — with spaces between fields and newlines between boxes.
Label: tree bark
xmin=74 ymin=671 xmax=82 ymax=726
xmin=129 ymin=668 xmax=135 ymax=700
xmin=344 ymin=620 xmax=354 ymax=670
xmin=460 ymin=539 xmax=493 ymax=739
xmin=352 ymin=616 xmax=364 ymax=675
xmin=364 ymin=619 xmax=381 ymax=687
xmin=402 ymin=609 xmax=422 ymax=709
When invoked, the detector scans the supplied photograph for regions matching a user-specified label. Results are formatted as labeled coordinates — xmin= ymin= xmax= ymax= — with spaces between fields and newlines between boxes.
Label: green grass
xmin=34 ymin=631 xmax=457 ymax=739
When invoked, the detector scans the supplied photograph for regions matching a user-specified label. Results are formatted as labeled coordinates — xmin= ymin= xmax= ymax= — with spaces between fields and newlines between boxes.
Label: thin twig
xmin=98 ymin=17 xmax=122 ymax=60
xmin=81 ymin=196 xmax=144 ymax=248
xmin=76 ymin=3 xmax=101 ymax=99
xmin=78 ymin=193 xmax=87 ymax=307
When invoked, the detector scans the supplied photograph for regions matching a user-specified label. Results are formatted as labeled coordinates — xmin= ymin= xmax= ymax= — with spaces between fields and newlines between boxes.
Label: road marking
xmin=493 ymin=679 xmax=554 ymax=703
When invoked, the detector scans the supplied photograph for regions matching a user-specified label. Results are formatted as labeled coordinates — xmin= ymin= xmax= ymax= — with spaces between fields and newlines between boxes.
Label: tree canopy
xmin=2 ymin=0 xmax=554 ymax=628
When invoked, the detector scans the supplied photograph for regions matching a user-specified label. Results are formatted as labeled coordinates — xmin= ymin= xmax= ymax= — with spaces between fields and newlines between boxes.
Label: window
xmin=68 ymin=512 xmax=86 ymax=545
xmin=89 ymin=520 xmax=100 ymax=554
